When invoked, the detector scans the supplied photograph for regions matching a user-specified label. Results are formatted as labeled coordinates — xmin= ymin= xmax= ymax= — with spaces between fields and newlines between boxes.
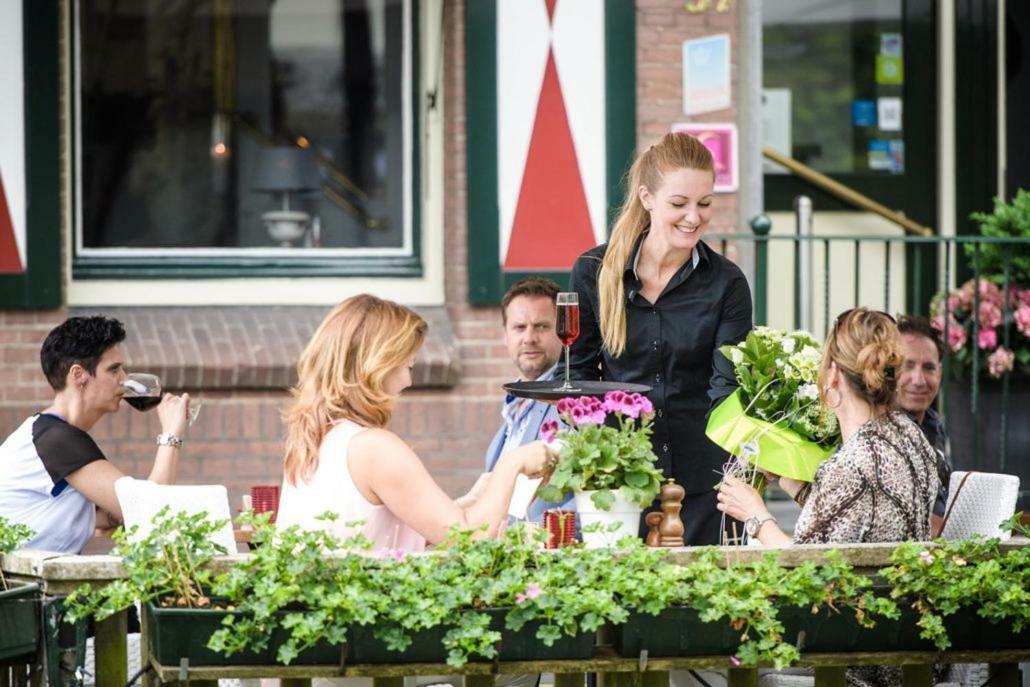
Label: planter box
xmin=0 ymin=583 xmax=40 ymax=662
xmin=615 ymin=605 xmax=1030 ymax=658
xmin=146 ymin=603 xmax=594 ymax=667
xmin=145 ymin=602 xmax=341 ymax=667
xmin=347 ymin=610 xmax=595 ymax=664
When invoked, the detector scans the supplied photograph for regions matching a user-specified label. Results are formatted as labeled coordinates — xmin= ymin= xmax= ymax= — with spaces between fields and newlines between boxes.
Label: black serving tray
xmin=502 ymin=379 xmax=652 ymax=401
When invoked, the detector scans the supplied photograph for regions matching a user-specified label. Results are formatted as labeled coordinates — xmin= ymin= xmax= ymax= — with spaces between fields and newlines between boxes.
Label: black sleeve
xmin=708 ymin=271 xmax=753 ymax=408
xmin=565 ymin=254 xmax=605 ymax=382
xmin=32 ymin=415 xmax=107 ymax=484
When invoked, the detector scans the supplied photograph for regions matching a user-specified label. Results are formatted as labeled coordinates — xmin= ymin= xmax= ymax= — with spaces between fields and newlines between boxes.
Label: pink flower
xmin=1015 ymin=305 xmax=1030 ymax=337
xmin=978 ymin=301 xmax=1003 ymax=329
xmin=988 ymin=346 xmax=1015 ymax=378
xmin=515 ymin=583 xmax=543 ymax=604
xmin=730 ymin=656 xmax=741 ymax=667
xmin=919 ymin=550 xmax=934 ymax=564
xmin=932 ymin=316 xmax=967 ymax=352
xmin=977 ymin=279 xmax=1003 ymax=305
xmin=556 ymin=398 xmax=577 ymax=416
xmin=977 ymin=327 xmax=997 ymax=350
xmin=603 ymin=390 xmax=627 ymax=414
xmin=540 ymin=419 xmax=560 ymax=444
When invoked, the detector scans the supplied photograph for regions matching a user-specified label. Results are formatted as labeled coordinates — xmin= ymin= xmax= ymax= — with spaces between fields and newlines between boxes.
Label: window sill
xmin=68 ymin=305 xmax=459 ymax=390
xmin=72 ymin=255 xmax=423 ymax=279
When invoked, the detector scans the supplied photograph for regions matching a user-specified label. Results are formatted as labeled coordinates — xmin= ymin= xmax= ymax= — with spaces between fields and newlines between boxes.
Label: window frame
xmin=69 ymin=0 xmax=423 ymax=280
xmin=762 ymin=0 xmax=937 ymax=234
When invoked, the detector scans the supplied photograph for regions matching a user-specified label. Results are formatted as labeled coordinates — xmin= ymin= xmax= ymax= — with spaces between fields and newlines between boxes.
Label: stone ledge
xmin=68 ymin=306 xmax=460 ymax=391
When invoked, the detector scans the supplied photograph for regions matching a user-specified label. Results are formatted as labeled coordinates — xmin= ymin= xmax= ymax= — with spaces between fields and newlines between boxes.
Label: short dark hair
xmin=896 ymin=314 xmax=944 ymax=361
xmin=40 ymin=316 xmax=127 ymax=391
xmin=501 ymin=277 xmax=560 ymax=325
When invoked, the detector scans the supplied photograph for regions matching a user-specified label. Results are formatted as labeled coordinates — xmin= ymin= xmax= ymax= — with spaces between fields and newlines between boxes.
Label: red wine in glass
xmin=556 ymin=302 xmax=580 ymax=347
xmin=124 ymin=395 xmax=162 ymax=411
xmin=123 ymin=373 xmax=162 ymax=412
xmin=555 ymin=293 xmax=580 ymax=392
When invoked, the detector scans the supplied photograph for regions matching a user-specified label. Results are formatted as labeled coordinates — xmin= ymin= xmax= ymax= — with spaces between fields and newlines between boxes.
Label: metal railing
xmin=709 ymin=224 xmax=1030 ymax=506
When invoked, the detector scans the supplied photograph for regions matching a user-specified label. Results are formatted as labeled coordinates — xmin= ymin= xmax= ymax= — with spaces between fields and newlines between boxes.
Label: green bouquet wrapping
xmin=706 ymin=389 xmax=835 ymax=482
xmin=706 ymin=327 xmax=841 ymax=483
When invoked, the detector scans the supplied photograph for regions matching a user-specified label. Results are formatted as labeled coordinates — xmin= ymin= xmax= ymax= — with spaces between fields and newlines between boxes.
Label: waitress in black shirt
xmin=566 ymin=132 xmax=753 ymax=545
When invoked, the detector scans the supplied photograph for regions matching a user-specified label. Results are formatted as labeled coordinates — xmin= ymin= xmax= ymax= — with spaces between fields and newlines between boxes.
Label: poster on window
xmin=672 ymin=122 xmax=738 ymax=193
xmin=682 ymin=34 xmax=732 ymax=115
xmin=0 ymin=0 xmax=25 ymax=273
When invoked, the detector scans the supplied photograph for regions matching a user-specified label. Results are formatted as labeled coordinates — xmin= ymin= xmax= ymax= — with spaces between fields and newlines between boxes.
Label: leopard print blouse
xmin=794 ymin=410 xmax=939 ymax=545
xmin=791 ymin=410 xmax=941 ymax=687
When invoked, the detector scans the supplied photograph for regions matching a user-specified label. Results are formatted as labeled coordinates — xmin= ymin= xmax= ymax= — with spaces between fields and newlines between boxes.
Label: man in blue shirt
xmin=485 ymin=278 xmax=573 ymax=521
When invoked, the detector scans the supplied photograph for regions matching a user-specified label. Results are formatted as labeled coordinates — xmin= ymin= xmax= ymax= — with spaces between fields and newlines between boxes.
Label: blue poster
xmin=852 ymin=100 xmax=877 ymax=127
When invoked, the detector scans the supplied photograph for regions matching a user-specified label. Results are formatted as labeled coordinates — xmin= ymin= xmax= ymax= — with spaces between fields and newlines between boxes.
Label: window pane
xmin=78 ymin=0 xmax=408 ymax=251
xmin=763 ymin=0 xmax=904 ymax=175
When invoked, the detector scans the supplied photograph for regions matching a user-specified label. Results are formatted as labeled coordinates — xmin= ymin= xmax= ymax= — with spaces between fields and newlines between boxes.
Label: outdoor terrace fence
xmin=707 ymin=226 xmax=1030 ymax=507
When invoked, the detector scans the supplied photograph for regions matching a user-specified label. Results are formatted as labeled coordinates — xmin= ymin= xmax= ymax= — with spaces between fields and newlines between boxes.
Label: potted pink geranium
xmin=931 ymin=277 xmax=1030 ymax=379
xmin=536 ymin=391 xmax=664 ymax=547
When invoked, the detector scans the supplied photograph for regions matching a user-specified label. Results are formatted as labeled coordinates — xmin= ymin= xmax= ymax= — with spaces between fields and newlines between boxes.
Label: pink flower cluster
xmin=932 ymin=278 xmax=1028 ymax=378
xmin=553 ymin=391 xmax=654 ymax=428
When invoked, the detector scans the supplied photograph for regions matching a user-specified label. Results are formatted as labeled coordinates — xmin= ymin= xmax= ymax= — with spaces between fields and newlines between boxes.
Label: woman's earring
xmin=824 ymin=387 xmax=842 ymax=410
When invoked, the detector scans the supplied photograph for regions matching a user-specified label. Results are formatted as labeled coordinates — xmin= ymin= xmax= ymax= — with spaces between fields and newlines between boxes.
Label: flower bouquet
xmin=705 ymin=327 xmax=840 ymax=483
xmin=536 ymin=392 xmax=664 ymax=547
xmin=930 ymin=277 xmax=1030 ymax=379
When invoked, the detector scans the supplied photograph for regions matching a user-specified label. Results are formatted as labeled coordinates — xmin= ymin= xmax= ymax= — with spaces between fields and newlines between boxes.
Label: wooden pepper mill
xmin=645 ymin=512 xmax=663 ymax=547
xmin=658 ymin=479 xmax=686 ymax=547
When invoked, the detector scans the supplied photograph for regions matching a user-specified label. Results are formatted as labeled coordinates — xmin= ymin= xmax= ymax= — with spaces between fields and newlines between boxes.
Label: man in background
xmin=485 ymin=278 xmax=573 ymax=521
xmin=896 ymin=314 xmax=951 ymax=534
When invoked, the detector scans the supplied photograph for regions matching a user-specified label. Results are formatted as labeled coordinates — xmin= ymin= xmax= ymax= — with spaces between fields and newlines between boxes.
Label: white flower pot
xmin=574 ymin=490 xmax=642 ymax=548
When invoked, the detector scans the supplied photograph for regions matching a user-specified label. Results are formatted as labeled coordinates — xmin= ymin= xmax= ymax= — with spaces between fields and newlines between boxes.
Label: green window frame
xmin=0 ymin=3 xmax=61 ymax=308
xmin=465 ymin=0 xmax=636 ymax=305
xmin=69 ymin=0 xmax=424 ymax=280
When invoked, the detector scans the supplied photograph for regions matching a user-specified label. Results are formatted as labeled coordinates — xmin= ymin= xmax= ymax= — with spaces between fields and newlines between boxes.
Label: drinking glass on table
xmin=554 ymin=292 xmax=581 ymax=392
xmin=122 ymin=373 xmax=202 ymax=426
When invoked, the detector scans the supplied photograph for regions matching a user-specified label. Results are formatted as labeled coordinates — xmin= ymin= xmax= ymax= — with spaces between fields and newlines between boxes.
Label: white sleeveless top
xmin=277 ymin=419 xmax=426 ymax=552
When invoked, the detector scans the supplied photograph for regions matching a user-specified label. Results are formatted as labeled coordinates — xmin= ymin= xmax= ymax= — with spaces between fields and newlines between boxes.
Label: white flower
xmin=730 ymin=348 xmax=744 ymax=364
xmin=781 ymin=337 xmax=796 ymax=354
xmin=798 ymin=383 xmax=819 ymax=400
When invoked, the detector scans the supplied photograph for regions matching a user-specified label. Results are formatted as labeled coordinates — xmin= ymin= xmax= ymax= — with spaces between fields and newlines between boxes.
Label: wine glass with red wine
xmin=554 ymin=292 xmax=581 ymax=393
xmin=122 ymin=373 xmax=162 ymax=411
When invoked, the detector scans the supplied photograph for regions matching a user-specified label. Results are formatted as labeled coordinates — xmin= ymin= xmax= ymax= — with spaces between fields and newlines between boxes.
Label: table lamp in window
xmin=252 ymin=146 xmax=321 ymax=247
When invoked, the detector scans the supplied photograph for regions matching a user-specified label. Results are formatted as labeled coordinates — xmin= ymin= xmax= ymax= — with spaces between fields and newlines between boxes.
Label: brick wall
xmin=637 ymin=1 xmax=741 ymax=235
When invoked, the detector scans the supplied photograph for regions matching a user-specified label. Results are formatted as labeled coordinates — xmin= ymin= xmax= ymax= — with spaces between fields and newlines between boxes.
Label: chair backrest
xmin=114 ymin=478 xmax=237 ymax=553
xmin=939 ymin=471 xmax=1020 ymax=541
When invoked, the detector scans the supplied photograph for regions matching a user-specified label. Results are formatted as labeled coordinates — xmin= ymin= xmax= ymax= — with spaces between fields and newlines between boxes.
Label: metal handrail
xmin=762 ymin=147 xmax=934 ymax=237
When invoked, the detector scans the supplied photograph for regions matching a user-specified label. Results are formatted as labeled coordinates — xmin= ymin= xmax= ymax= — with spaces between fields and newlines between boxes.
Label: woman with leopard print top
xmin=717 ymin=307 xmax=938 ymax=544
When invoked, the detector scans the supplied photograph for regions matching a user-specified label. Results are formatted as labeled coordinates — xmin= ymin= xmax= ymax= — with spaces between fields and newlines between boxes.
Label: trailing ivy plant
xmin=0 ymin=516 xmax=34 ymax=591
xmin=64 ymin=507 xmax=228 ymax=623
xmin=881 ymin=536 xmax=1030 ymax=650
xmin=208 ymin=512 xmax=381 ymax=665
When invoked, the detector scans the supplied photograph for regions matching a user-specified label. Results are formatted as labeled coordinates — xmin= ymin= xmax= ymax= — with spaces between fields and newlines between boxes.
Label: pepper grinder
xmin=658 ymin=479 xmax=685 ymax=547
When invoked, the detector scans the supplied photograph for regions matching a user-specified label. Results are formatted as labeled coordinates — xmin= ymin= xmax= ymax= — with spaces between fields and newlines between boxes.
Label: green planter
xmin=615 ymin=606 xmax=906 ymax=657
xmin=145 ymin=602 xmax=341 ymax=667
xmin=147 ymin=603 xmax=595 ymax=667
xmin=347 ymin=610 xmax=596 ymax=664
xmin=614 ymin=607 xmax=740 ymax=657
xmin=897 ymin=608 xmax=1030 ymax=651
xmin=0 ymin=583 xmax=40 ymax=662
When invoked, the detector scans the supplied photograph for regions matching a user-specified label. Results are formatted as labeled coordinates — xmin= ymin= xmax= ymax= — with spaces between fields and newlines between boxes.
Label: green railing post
xmin=749 ymin=214 xmax=771 ymax=326
xmin=971 ymin=243 xmax=982 ymax=468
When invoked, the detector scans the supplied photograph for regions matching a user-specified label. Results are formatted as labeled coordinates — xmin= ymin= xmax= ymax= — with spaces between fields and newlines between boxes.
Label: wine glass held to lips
xmin=554 ymin=292 xmax=581 ymax=393
xmin=122 ymin=373 xmax=202 ymax=427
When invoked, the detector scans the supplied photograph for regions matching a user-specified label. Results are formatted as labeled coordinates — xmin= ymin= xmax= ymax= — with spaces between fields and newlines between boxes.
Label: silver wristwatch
xmin=155 ymin=432 xmax=184 ymax=449
xmin=744 ymin=512 xmax=776 ymax=538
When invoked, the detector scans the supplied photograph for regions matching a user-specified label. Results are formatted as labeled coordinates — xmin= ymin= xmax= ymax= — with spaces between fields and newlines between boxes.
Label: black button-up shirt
xmin=564 ymin=237 xmax=753 ymax=494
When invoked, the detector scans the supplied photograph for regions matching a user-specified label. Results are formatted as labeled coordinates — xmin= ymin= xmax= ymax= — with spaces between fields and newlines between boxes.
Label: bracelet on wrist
xmin=156 ymin=432 xmax=183 ymax=449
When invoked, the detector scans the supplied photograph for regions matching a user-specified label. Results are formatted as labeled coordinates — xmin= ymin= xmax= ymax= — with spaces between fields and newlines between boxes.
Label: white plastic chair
xmin=113 ymin=478 xmax=237 ymax=552
xmin=939 ymin=471 xmax=1021 ymax=541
